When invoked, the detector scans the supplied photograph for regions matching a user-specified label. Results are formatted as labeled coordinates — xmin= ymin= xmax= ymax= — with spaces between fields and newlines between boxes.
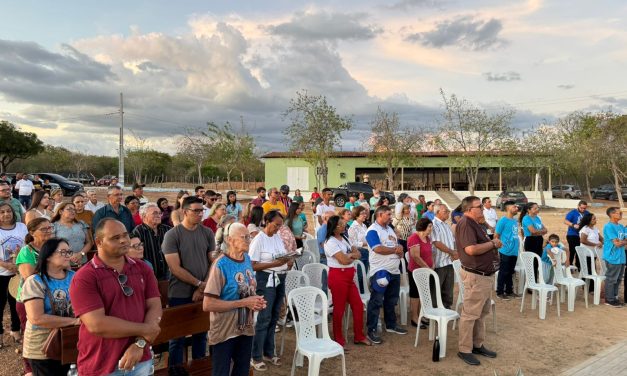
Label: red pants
xmin=16 ymin=302 xmax=32 ymax=375
xmin=328 ymin=267 xmax=366 ymax=346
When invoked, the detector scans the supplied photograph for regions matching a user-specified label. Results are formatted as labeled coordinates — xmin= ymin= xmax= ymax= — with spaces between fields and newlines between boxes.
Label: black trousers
xmin=211 ymin=335 xmax=253 ymax=376
xmin=0 ymin=275 xmax=20 ymax=333
xmin=566 ymin=235 xmax=581 ymax=266
xmin=497 ymin=254 xmax=517 ymax=295
xmin=524 ymin=236 xmax=543 ymax=283
xmin=29 ymin=358 xmax=70 ymax=376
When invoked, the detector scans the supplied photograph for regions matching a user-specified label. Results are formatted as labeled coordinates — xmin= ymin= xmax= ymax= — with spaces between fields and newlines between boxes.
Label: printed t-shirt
xmin=324 ymin=236 xmax=353 ymax=268
xmin=0 ymin=223 xmax=27 ymax=276
xmin=365 ymin=222 xmax=400 ymax=276
xmin=495 ymin=217 xmax=519 ymax=257
xmin=521 ymin=215 xmax=543 ymax=237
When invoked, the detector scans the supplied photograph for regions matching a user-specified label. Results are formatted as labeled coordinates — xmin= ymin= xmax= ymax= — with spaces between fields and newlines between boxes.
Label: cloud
xmin=483 ymin=71 xmax=521 ymax=82
xmin=557 ymin=84 xmax=574 ymax=90
xmin=267 ymin=10 xmax=382 ymax=41
xmin=385 ymin=0 xmax=444 ymax=11
xmin=406 ymin=16 xmax=507 ymax=51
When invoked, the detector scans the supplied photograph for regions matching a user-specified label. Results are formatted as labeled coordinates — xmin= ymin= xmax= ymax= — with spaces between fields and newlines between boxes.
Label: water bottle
xmin=432 ymin=336 xmax=440 ymax=362
xmin=149 ymin=346 xmax=155 ymax=375
xmin=67 ymin=364 xmax=78 ymax=376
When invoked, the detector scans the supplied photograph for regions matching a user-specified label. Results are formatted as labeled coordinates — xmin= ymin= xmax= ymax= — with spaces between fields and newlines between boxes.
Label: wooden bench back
xmin=158 ymin=280 xmax=169 ymax=308
xmin=60 ymin=302 xmax=209 ymax=364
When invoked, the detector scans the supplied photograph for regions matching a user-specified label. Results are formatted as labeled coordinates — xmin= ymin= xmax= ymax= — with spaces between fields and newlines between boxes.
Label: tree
xmin=0 ymin=120 xmax=45 ymax=173
xmin=517 ymin=126 xmax=562 ymax=206
xmin=598 ymin=114 xmax=627 ymax=207
xmin=177 ymin=128 xmax=212 ymax=184
xmin=366 ymin=108 xmax=422 ymax=191
xmin=434 ymin=90 xmax=515 ymax=195
xmin=283 ymin=90 xmax=353 ymax=187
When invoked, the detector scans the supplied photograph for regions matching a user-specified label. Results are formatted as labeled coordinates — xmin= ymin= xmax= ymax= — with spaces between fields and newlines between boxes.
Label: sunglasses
xmin=116 ymin=272 xmax=134 ymax=297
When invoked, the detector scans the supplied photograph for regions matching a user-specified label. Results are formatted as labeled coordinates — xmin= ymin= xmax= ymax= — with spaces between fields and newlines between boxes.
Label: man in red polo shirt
xmin=70 ymin=218 xmax=162 ymax=376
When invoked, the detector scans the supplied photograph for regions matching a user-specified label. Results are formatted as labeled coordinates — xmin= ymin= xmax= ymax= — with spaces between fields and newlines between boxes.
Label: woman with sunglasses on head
xmin=22 ymin=238 xmax=80 ymax=376
xmin=203 ymin=203 xmax=227 ymax=233
xmin=51 ymin=202 xmax=92 ymax=267
xmin=24 ymin=191 xmax=53 ymax=225
xmin=204 ymin=223 xmax=266 ymax=376
xmin=14 ymin=217 xmax=54 ymax=376
xmin=0 ymin=203 xmax=26 ymax=349
xmin=171 ymin=190 xmax=190 ymax=227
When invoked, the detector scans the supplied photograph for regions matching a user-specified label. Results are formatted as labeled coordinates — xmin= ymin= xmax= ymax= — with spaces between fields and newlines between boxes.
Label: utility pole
xmin=119 ymin=92 xmax=125 ymax=187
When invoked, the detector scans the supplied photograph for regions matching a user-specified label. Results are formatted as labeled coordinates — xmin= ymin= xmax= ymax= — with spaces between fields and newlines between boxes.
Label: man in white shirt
xmin=315 ymin=188 xmax=336 ymax=225
xmin=482 ymin=197 xmax=498 ymax=240
xmin=364 ymin=205 xmax=407 ymax=344
xmin=15 ymin=175 xmax=34 ymax=208
xmin=84 ymin=190 xmax=105 ymax=213
xmin=202 ymin=190 xmax=217 ymax=221
xmin=431 ymin=204 xmax=458 ymax=309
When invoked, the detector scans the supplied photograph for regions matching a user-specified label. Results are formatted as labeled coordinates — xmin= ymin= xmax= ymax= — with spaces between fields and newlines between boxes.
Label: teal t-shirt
xmin=288 ymin=216 xmax=305 ymax=237
xmin=603 ymin=222 xmax=626 ymax=265
xmin=495 ymin=217 xmax=519 ymax=256
xmin=542 ymin=243 xmax=565 ymax=265
xmin=521 ymin=215 xmax=543 ymax=237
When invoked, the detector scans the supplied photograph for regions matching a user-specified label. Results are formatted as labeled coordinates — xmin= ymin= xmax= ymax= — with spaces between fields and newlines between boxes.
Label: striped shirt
xmin=132 ymin=223 xmax=172 ymax=281
xmin=431 ymin=217 xmax=455 ymax=268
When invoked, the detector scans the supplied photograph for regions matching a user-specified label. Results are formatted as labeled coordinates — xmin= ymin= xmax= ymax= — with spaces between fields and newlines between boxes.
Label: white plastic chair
xmin=451 ymin=260 xmax=496 ymax=332
xmin=398 ymin=258 xmax=410 ymax=326
xmin=412 ymin=268 xmax=459 ymax=359
xmin=519 ymin=252 xmax=560 ymax=319
xmin=303 ymin=232 xmax=314 ymax=241
xmin=280 ymin=270 xmax=314 ymax=355
xmin=552 ymin=250 xmax=588 ymax=312
xmin=592 ymin=246 xmax=607 ymax=276
xmin=343 ymin=260 xmax=370 ymax=339
xmin=305 ymin=238 xmax=321 ymax=263
xmin=575 ymin=246 xmax=606 ymax=305
xmin=302 ymin=263 xmax=333 ymax=314
xmin=295 ymin=250 xmax=316 ymax=270
xmin=288 ymin=286 xmax=346 ymax=376
xmin=514 ymin=235 xmax=526 ymax=294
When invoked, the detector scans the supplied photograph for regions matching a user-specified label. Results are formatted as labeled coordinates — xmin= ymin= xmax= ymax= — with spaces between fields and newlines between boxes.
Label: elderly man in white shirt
xmin=482 ymin=197 xmax=498 ymax=240
xmin=84 ymin=190 xmax=105 ymax=213
xmin=431 ymin=204 xmax=458 ymax=309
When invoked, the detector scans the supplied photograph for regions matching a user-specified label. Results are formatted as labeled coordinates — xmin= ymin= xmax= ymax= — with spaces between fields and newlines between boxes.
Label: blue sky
xmin=1 ymin=0 xmax=626 ymax=156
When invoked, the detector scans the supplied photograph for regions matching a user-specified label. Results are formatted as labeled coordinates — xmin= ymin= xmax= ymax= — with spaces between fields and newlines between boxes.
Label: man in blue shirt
xmin=603 ymin=207 xmax=626 ymax=307
xmin=92 ymin=186 xmax=134 ymax=234
xmin=563 ymin=200 xmax=589 ymax=267
xmin=494 ymin=201 xmax=520 ymax=300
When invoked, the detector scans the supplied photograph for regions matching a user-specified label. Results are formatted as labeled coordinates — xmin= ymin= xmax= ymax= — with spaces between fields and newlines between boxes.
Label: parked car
xmin=66 ymin=172 xmax=96 ymax=186
xmin=331 ymin=182 xmax=395 ymax=207
xmin=551 ymin=185 xmax=582 ymax=199
xmin=592 ymin=184 xmax=627 ymax=201
xmin=495 ymin=191 xmax=528 ymax=211
xmin=32 ymin=173 xmax=83 ymax=196
xmin=97 ymin=175 xmax=116 ymax=186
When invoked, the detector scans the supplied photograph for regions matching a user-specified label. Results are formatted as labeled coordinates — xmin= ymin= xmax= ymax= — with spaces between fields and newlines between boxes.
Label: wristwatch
xmin=196 ymin=280 xmax=202 ymax=287
xmin=80 ymin=251 xmax=86 ymax=256
xmin=134 ymin=338 xmax=147 ymax=349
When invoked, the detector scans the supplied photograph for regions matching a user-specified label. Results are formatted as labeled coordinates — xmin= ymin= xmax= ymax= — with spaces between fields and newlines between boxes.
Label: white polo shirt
xmin=365 ymin=221 xmax=400 ymax=276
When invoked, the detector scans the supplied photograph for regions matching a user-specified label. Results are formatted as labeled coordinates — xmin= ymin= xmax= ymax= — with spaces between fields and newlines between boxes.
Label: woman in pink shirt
xmin=406 ymin=218 xmax=435 ymax=329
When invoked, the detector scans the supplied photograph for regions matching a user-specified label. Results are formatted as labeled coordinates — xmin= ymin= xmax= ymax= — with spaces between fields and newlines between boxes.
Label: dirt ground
xmin=1 ymin=189 xmax=625 ymax=376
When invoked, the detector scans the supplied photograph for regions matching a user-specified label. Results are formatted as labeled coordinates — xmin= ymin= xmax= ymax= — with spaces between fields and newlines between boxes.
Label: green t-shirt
xmin=15 ymin=245 xmax=39 ymax=301
xmin=293 ymin=195 xmax=304 ymax=204
xmin=0 ymin=198 xmax=24 ymax=222
xmin=416 ymin=203 xmax=425 ymax=219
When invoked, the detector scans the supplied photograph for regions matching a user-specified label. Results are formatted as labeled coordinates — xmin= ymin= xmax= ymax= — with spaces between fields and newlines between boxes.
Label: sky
xmin=1 ymin=0 xmax=627 ymax=156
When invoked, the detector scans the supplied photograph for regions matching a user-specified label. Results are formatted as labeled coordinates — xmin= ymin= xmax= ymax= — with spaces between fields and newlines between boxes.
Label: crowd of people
xmin=0 ymin=174 xmax=626 ymax=375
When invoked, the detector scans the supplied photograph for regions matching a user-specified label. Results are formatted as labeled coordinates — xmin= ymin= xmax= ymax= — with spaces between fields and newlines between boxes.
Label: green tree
xmin=205 ymin=120 xmax=257 ymax=188
xmin=0 ymin=121 xmax=45 ymax=173
xmin=177 ymin=128 xmax=212 ymax=184
xmin=434 ymin=90 xmax=515 ymax=195
xmin=367 ymin=107 xmax=422 ymax=191
xmin=283 ymin=90 xmax=353 ymax=187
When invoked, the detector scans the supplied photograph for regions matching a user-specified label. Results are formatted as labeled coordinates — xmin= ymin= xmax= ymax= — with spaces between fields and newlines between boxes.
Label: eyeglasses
xmin=187 ymin=208 xmax=204 ymax=214
xmin=116 ymin=272 xmax=134 ymax=297
xmin=471 ymin=205 xmax=483 ymax=210
xmin=207 ymin=198 xmax=217 ymax=202
xmin=0 ymin=188 xmax=10 ymax=192
xmin=56 ymin=249 xmax=74 ymax=258
xmin=237 ymin=235 xmax=252 ymax=242
xmin=130 ymin=242 xmax=144 ymax=249
xmin=64 ymin=207 xmax=76 ymax=212
xmin=37 ymin=226 xmax=54 ymax=233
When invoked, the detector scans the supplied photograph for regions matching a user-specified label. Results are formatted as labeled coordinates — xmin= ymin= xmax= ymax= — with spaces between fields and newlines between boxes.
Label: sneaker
xmin=507 ymin=292 xmax=521 ymax=299
xmin=385 ymin=326 xmax=408 ymax=335
xmin=496 ymin=294 xmax=510 ymax=301
xmin=605 ymin=300 xmax=623 ymax=308
xmin=285 ymin=319 xmax=294 ymax=328
xmin=367 ymin=331 xmax=383 ymax=344
xmin=472 ymin=345 xmax=497 ymax=358
xmin=458 ymin=352 xmax=481 ymax=366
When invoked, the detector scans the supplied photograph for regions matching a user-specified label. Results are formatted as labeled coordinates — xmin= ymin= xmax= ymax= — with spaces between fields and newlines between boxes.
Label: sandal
xmin=250 ymin=360 xmax=267 ymax=371
xmin=10 ymin=331 xmax=21 ymax=344
xmin=353 ymin=339 xmax=372 ymax=346
xmin=263 ymin=356 xmax=282 ymax=366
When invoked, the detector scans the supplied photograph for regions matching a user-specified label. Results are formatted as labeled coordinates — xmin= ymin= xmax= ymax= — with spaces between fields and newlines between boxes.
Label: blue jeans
xmin=211 ymin=335 xmax=253 ymax=376
xmin=496 ymin=254 xmax=517 ymax=295
xmin=107 ymin=360 xmax=152 ymax=376
xmin=168 ymin=297 xmax=208 ymax=366
xmin=366 ymin=273 xmax=400 ymax=332
xmin=19 ymin=195 xmax=31 ymax=209
xmin=252 ymin=272 xmax=285 ymax=361
xmin=605 ymin=262 xmax=625 ymax=303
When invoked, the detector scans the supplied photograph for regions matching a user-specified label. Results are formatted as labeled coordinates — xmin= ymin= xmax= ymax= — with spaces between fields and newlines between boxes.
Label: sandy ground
xmin=1 ymin=189 xmax=625 ymax=376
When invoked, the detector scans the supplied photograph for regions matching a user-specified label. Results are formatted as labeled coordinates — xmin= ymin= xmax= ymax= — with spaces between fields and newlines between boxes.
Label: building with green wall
xmin=262 ymin=151 xmax=550 ymax=192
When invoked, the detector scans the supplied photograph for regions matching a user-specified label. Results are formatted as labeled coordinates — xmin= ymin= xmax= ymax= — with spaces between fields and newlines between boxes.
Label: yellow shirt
xmin=262 ymin=201 xmax=287 ymax=216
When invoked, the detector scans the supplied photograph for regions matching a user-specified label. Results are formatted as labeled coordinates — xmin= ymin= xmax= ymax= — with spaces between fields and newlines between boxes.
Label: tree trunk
xmin=241 ymin=172 xmax=245 ymax=190
xmin=584 ymin=171 xmax=593 ymax=202
xmin=226 ymin=171 xmax=232 ymax=189
xmin=538 ymin=169 xmax=546 ymax=207
xmin=611 ymin=161 xmax=624 ymax=208
xmin=321 ymin=160 xmax=328 ymax=187
xmin=387 ymin=164 xmax=394 ymax=192
xmin=197 ymin=164 xmax=203 ymax=184
xmin=466 ymin=168 xmax=476 ymax=195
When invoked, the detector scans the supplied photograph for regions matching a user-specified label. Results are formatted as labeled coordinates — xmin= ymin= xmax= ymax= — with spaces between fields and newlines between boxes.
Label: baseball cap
xmin=132 ymin=183 xmax=145 ymax=190
xmin=371 ymin=270 xmax=390 ymax=293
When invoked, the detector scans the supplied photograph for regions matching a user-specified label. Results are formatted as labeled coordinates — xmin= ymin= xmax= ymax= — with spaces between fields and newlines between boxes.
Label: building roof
xmin=261 ymin=151 xmax=520 ymax=159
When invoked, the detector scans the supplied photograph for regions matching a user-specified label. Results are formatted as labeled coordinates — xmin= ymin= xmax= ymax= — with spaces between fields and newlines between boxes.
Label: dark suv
xmin=495 ymin=191 xmax=528 ymax=211
xmin=33 ymin=173 xmax=83 ymax=196
xmin=592 ymin=184 xmax=627 ymax=201
xmin=331 ymin=182 xmax=395 ymax=207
